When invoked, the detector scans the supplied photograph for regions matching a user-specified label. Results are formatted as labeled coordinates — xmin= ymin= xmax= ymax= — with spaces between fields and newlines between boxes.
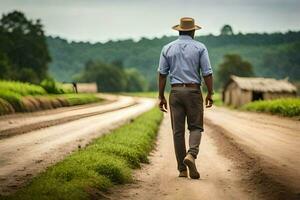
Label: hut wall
xmin=240 ymin=90 xmax=252 ymax=106
xmin=224 ymin=82 xmax=235 ymax=105
xmin=224 ymin=82 xmax=252 ymax=107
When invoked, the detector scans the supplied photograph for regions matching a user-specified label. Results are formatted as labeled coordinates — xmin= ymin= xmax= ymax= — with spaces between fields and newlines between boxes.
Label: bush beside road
xmin=242 ymin=98 xmax=300 ymax=117
xmin=0 ymin=80 xmax=102 ymax=115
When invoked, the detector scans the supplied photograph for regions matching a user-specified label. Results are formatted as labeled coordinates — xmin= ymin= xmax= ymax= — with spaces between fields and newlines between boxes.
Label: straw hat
xmin=172 ymin=17 xmax=201 ymax=31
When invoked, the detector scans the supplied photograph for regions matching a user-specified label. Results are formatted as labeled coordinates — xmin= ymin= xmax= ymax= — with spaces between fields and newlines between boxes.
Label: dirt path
xmin=0 ymin=97 xmax=155 ymax=195
xmin=205 ymin=107 xmax=300 ymax=194
xmin=107 ymin=107 xmax=300 ymax=200
xmin=0 ymin=94 xmax=136 ymax=138
xmin=108 ymin=114 xmax=255 ymax=200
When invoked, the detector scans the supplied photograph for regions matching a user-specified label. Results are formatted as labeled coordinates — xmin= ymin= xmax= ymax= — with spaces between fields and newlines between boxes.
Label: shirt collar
xmin=178 ymin=35 xmax=193 ymax=40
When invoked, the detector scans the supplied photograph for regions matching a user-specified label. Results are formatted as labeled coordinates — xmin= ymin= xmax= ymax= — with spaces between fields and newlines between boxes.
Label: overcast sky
xmin=0 ymin=0 xmax=299 ymax=42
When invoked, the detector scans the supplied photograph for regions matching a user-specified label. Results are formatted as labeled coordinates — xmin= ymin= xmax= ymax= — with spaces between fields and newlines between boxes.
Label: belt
xmin=171 ymin=83 xmax=200 ymax=89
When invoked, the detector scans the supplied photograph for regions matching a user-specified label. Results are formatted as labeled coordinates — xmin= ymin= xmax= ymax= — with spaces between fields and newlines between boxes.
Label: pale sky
xmin=0 ymin=0 xmax=299 ymax=42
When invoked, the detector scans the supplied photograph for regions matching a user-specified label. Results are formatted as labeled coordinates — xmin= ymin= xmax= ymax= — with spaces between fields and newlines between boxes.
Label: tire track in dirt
xmin=106 ymin=109 xmax=300 ymax=200
xmin=106 ymin=114 xmax=260 ymax=200
xmin=0 ymin=102 xmax=136 ymax=139
xmin=205 ymin=119 xmax=299 ymax=200
xmin=0 ymin=95 xmax=136 ymax=139
xmin=0 ymin=97 xmax=155 ymax=195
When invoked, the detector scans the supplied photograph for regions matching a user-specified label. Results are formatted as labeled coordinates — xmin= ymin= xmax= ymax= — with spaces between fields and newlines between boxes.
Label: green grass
xmin=0 ymin=98 xmax=14 ymax=115
xmin=120 ymin=92 xmax=159 ymax=98
xmin=2 ymin=108 xmax=163 ymax=200
xmin=242 ymin=98 xmax=300 ymax=117
xmin=0 ymin=90 xmax=24 ymax=111
xmin=212 ymin=92 xmax=223 ymax=106
xmin=0 ymin=80 xmax=101 ymax=115
xmin=0 ymin=80 xmax=46 ymax=96
xmin=122 ymin=91 xmax=223 ymax=107
xmin=57 ymin=94 xmax=100 ymax=106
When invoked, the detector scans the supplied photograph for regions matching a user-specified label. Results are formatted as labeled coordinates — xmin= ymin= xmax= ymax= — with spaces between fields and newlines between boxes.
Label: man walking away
xmin=157 ymin=17 xmax=214 ymax=179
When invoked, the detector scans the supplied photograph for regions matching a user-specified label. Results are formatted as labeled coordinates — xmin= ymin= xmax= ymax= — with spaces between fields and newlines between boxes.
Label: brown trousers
xmin=169 ymin=87 xmax=204 ymax=172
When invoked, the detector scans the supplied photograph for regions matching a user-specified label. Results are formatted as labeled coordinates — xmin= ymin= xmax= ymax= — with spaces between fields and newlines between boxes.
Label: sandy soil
xmin=0 ymin=94 xmax=136 ymax=138
xmin=106 ymin=106 xmax=300 ymax=200
xmin=205 ymin=106 xmax=300 ymax=194
xmin=0 ymin=97 xmax=156 ymax=195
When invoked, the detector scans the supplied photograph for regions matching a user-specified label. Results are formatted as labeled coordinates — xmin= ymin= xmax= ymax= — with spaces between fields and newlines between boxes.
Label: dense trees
xmin=47 ymin=31 xmax=300 ymax=90
xmin=0 ymin=11 xmax=51 ymax=83
xmin=262 ymin=42 xmax=300 ymax=81
xmin=217 ymin=54 xmax=254 ymax=88
xmin=220 ymin=25 xmax=234 ymax=35
xmin=79 ymin=60 xmax=147 ymax=92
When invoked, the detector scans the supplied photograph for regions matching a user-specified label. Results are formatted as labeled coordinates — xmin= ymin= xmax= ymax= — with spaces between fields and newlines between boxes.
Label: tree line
xmin=47 ymin=28 xmax=300 ymax=90
xmin=1 ymin=10 xmax=299 ymax=92
xmin=0 ymin=11 xmax=147 ymax=92
xmin=0 ymin=11 xmax=50 ymax=83
xmin=78 ymin=60 xmax=148 ymax=92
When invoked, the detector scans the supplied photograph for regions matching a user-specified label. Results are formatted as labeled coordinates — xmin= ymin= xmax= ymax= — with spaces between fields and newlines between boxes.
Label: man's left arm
xmin=200 ymin=46 xmax=214 ymax=108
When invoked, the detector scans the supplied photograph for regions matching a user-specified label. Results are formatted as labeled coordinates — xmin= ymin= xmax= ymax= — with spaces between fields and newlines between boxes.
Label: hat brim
xmin=172 ymin=24 xmax=202 ymax=31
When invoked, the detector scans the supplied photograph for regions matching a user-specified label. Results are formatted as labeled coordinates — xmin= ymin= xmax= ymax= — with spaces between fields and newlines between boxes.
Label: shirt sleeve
xmin=157 ymin=46 xmax=170 ymax=75
xmin=200 ymin=46 xmax=213 ymax=76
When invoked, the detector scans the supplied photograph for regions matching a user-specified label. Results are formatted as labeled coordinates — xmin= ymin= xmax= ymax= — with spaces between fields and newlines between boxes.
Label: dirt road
xmin=0 ymin=94 xmax=135 ymax=138
xmin=108 ymin=106 xmax=300 ymax=200
xmin=0 ymin=96 xmax=156 ymax=195
xmin=205 ymin=106 xmax=300 ymax=194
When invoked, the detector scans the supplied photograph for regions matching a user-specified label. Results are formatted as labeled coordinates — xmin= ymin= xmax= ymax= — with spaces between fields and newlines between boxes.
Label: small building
xmin=63 ymin=82 xmax=98 ymax=93
xmin=223 ymin=75 xmax=297 ymax=107
xmin=76 ymin=83 xmax=98 ymax=93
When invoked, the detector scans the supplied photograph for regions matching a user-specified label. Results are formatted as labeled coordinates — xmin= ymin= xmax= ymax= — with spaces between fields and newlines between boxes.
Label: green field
xmin=122 ymin=91 xmax=223 ymax=107
xmin=1 ymin=108 xmax=163 ymax=200
xmin=121 ymin=92 xmax=159 ymax=98
xmin=0 ymin=80 xmax=101 ymax=115
xmin=242 ymin=98 xmax=300 ymax=117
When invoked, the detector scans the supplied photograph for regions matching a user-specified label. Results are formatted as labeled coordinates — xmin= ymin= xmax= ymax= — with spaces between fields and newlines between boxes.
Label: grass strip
xmin=2 ymin=108 xmax=163 ymax=200
xmin=57 ymin=94 xmax=101 ymax=106
xmin=0 ymin=80 xmax=46 ymax=96
xmin=122 ymin=91 xmax=223 ymax=106
xmin=120 ymin=92 xmax=159 ymax=98
xmin=0 ymin=93 xmax=102 ymax=115
xmin=242 ymin=98 xmax=300 ymax=117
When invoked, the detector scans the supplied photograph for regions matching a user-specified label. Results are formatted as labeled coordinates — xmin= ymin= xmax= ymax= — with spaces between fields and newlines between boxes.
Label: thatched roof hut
xmin=223 ymin=75 xmax=297 ymax=107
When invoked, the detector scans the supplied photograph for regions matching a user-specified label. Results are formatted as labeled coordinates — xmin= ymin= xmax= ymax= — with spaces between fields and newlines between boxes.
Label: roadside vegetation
xmin=1 ymin=108 xmax=163 ymax=200
xmin=242 ymin=98 xmax=300 ymax=117
xmin=121 ymin=92 xmax=159 ymax=98
xmin=122 ymin=91 xmax=223 ymax=107
xmin=212 ymin=92 xmax=223 ymax=106
xmin=0 ymin=80 xmax=101 ymax=115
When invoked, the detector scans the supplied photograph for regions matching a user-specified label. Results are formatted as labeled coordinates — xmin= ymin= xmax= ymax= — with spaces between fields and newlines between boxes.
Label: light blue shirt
xmin=157 ymin=35 xmax=213 ymax=84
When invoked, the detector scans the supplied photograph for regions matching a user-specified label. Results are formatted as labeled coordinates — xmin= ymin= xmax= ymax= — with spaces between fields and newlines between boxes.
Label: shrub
xmin=242 ymin=98 xmax=300 ymax=117
xmin=0 ymin=80 xmax=46 ymax=96
xmin=59 ymin=94 xmax=100 ymax=106
xmin=0 ymin=89 xmax=24 ymax=111
xmin=40 ymin=77 xmax=73 ymax=94
xmin=0 ymin=98 xmax=14 ymax=115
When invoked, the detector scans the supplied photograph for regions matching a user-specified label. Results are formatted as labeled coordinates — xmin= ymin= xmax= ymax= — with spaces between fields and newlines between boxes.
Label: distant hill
xmin=47 ymin=31 xmax=300 ymax=90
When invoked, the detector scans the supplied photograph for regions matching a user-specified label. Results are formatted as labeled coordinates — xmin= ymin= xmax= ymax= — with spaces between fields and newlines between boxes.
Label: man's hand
xmin=158 ymin=96 xmax=168 ymax=112
xmin=205 ymin=93 xmax=213 ymax=108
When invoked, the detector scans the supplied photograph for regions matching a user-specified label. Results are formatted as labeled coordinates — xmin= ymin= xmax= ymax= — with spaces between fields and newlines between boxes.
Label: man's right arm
xmin=157 ymin=46 xmax=170 ymax=112
xmin=158 ymin=73 xmax=168 ymax=112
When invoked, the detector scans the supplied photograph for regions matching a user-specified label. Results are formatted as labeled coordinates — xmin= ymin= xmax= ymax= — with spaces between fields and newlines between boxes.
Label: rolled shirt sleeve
xmin=157 ymin=47 xmax=170 ymax=75
xmin=200 ymin=46 xmax=213 ymax=76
